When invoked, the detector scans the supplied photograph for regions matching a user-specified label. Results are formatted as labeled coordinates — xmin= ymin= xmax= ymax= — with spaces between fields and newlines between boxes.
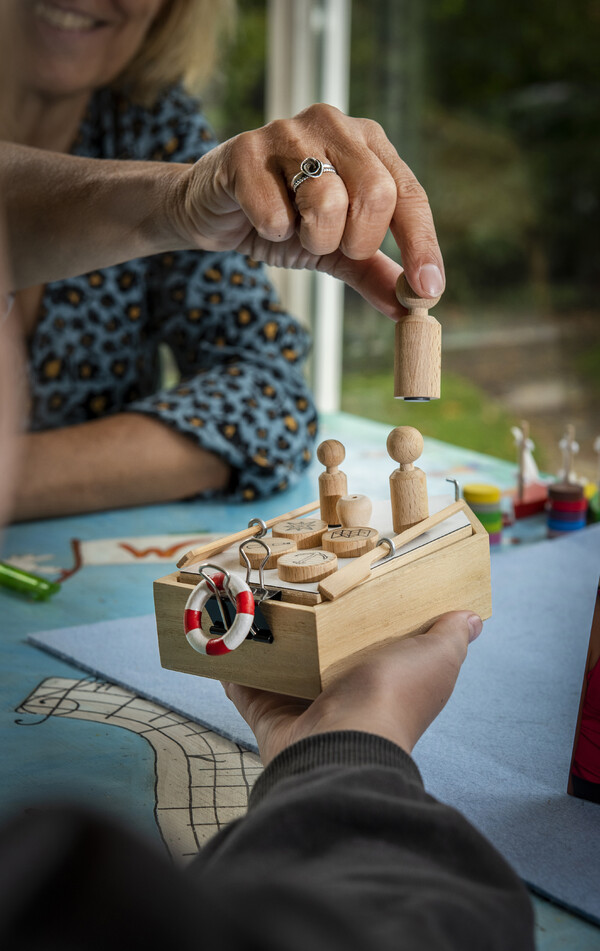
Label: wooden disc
xmin=272 ymin=518 xmax=328 ymax=549
xmin=463 ymin=483 xmax=501 ymax=505
xmin=548 ymin=482 xmax=584 ymax=502
xmin=322 ymin=526 xmax=379 ymax=558
xmin=277 ymin=549 xmax=338 ymax=583
xmin=239 ymin=537 xmax=297 ymax=569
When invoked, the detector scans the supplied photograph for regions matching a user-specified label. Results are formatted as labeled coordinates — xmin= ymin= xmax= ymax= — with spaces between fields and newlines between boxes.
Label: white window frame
xmin=266 ymin=0 xmax=351 ymax=413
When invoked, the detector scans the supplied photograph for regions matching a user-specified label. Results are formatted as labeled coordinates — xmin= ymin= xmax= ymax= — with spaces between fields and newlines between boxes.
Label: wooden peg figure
xmin=394 ymin=273 xmax=441 ymax=401
xmin=317 ymin=439 xmax=348 ymax=526
xmin=558 ymin=424 xmax=579 ymax=484
xmin=387 ymin=426 xmax=429 ymax=533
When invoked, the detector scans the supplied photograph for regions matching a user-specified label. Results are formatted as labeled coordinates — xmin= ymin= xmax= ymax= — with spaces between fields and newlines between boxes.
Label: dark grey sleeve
xmin=192 ymin=731 xmax=535 ymax=951
xmin=0 ymin=732 xmax=534 ymax=950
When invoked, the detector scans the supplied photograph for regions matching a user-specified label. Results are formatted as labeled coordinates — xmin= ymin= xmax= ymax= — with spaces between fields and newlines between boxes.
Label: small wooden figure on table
xmin=387 ymin=426 xmax=429 ymax=533
xmin=317 ymin=439 xmax=348 ymax=526
xmin=511 ymin=420 xmax=548 ymax=519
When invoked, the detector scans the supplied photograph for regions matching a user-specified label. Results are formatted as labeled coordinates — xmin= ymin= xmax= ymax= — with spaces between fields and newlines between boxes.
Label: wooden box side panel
xmin=316 ymin=532 xmax=492 ymax=689
xmin=154 ymin=573 xmax=321 ymax=699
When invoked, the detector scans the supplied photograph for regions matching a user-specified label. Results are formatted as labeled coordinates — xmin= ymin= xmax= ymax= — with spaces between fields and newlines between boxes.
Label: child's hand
xmin=223 ymin=610 xmax=482 ymax=765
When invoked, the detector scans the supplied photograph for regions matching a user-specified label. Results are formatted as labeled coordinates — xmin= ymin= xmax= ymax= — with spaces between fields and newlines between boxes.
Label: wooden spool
xmin=277 ymin=549 xmax=338 ymax=583
xmin=336 ymin=493 xmax=372 ymax=528
xmin=387 ymin=426 xmax=429 ymax=533
xmin=394 ymin=273 xmax=441 ymax=401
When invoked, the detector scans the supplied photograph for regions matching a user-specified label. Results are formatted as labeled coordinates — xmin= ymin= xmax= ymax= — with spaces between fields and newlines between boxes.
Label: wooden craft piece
xmin=336 ymin=493 xmax=372 ymax=528
xmin=317 ymin=440 xmax=348 ymax=525
xmin=394 ymin=273 xmax=442 ymax=400
xmin=177 ymin=499 xmax=320 ymax=568
xmin=155 ymin=499 xmax=491 ymax=699
xmin=549 ymin=483 xmax=584 ymax=502
xmin=319 ymin=499 xmax=464 ymax=602
xmin=322 ymin=526 xmax=379 ymax=558
xmin=272 ymin=517 xmax=328 ymax=549
xmin=277 ymin=549 xmax=338 ymax=583
xmin=239 ymin=537 xmax=297 ymax=570
xmin=387 ymin=426 xmax=429 ymax=534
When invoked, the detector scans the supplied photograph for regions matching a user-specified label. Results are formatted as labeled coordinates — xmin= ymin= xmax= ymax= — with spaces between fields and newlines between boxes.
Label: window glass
xmin=207 ymin=0 xmax=600 ymax=480
xmin=345 ymin=0 xmax=600 ymax=479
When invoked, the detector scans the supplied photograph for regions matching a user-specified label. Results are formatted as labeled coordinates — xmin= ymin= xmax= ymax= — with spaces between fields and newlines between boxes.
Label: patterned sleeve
xmin=125 ymin=87 xmax=318 ymax=501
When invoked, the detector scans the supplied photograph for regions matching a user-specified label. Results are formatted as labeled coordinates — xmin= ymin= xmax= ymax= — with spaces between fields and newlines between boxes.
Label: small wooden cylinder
xmin=394 ymin=315 xmax=441 ymax=400
xmin=389 ymin=468 xmax=429 ymax=533
xmin=336 ymin=494 xmax=372 ymax=528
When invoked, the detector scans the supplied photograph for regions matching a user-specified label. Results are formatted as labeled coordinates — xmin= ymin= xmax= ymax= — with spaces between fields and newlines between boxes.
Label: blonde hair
xmin=115 ymin=0 xmax=237 ymax=107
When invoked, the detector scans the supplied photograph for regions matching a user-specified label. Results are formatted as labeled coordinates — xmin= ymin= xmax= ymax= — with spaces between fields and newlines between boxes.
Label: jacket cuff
xmin=249 ymin=730 xmax=423 ymax=808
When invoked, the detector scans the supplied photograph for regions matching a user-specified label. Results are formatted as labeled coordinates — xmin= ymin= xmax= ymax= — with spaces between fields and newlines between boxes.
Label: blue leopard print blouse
xmin=28 ymin=85 xmax=317 ymax=502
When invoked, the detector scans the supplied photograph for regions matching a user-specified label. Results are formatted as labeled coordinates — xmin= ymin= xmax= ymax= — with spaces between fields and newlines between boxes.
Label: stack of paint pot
xmin=463 ymin=484 xmax=502 ymax=546
xmin=546 ymin=483 xmax=588 ymax=537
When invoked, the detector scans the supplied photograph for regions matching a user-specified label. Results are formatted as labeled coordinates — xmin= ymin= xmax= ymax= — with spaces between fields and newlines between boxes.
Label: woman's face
xmin=11 ymin=1 xmax=166 ymax=99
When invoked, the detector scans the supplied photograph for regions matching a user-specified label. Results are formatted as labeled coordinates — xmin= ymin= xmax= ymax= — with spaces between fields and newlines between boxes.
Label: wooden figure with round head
xmin=394 ymin=273 xmax=442 ymax=401
xmin=317 ymin=439 xmax=348 ymax=526
xmin=387 ymin=425 xmax=429 ymax=533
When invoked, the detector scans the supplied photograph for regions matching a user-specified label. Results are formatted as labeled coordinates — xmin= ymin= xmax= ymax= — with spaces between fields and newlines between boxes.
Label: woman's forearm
xmin=11 ymin=412 xmax=231 ymax=521
xmin=1 ymin=144 xmax=192 ymax=290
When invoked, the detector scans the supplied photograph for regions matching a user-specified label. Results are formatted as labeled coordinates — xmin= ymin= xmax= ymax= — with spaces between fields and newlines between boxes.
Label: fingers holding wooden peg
xmin=387 ymin=426 xmax=429 ymax=533
xmin=317 ymin=439 xmax=348 ymax=526
xmin=394 ymin=273 xmax=442 ymax=401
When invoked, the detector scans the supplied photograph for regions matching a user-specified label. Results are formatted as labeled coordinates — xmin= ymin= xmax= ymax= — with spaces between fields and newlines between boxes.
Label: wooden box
xmin=154 ymin=500 xmax=492 ymax=700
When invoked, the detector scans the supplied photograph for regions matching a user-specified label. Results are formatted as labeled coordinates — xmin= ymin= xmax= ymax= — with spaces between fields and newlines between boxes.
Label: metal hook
xmin=197 ymin=563 xmax=233 ymax=631
xmin=239 ymin=537 xmax=271 ymax=591
xmin=370 ymin=536 xmax=396 ymax=570
xmin=247 ymin=517 xmax=268 ymax=538
xmin=446 ymin=478 xmax=460 ymax=502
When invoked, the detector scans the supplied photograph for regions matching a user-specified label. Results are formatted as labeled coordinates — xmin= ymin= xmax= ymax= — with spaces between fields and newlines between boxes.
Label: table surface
xmin=2 ymin=412 xmax=599 ymax=949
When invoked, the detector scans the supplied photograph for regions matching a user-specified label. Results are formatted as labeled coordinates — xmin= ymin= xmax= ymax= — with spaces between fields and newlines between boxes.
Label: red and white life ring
xmin=184 ymin=570 xmax=255 ymax=656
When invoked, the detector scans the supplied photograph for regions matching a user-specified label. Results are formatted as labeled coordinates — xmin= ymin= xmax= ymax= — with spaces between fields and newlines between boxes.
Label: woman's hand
xmin=223 ymin=610 xmax=482 ymax=766
xmin=173 ymin=104 xmax=445 ymax=320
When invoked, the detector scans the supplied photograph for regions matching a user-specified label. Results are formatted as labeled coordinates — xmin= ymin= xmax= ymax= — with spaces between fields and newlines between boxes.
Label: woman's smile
xmin=9 ymin=0 xmax=164 ymax=109
xmin=33 ymin=1 xmax=111 ymax=34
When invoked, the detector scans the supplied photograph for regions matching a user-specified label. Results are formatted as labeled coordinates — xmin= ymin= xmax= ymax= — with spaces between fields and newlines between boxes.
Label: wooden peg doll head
xmin=386 ymin=426 xmax=425 ymax=469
